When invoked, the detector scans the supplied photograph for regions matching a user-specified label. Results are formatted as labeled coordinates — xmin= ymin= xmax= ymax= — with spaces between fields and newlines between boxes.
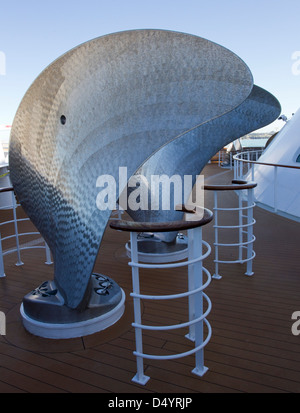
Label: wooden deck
xmin=0 ymin=163 xmax=300 ymax=393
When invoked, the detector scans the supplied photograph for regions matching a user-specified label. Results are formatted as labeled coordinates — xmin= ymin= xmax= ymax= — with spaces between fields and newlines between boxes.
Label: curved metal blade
xmin=9 ymin=29 xmax=253 ymax=309
xmin=127 ymin=85 xmax=281 ymax=242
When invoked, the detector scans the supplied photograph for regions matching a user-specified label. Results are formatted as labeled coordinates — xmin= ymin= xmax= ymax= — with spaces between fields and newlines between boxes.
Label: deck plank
xmin=1 ymin=164 xmax=300 ymax=393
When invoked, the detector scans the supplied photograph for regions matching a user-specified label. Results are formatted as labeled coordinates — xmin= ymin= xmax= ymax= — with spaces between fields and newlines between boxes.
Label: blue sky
xmin=0 ymin=0 xmax=299 ymax=132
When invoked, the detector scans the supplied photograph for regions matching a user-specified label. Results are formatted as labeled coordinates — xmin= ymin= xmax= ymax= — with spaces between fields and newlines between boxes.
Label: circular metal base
xmin=125 ymin=234 xmax=188 ymax=263
xmin=20 ymin=289 xmax=126 ymax=339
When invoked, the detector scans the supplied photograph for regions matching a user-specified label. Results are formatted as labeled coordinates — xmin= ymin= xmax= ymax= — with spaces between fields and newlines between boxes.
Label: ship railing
xmin=204 ymin=180 xmax=257 ymax=279
xmin=233 ymin=150 xmax=300 ymax=213
xmin=0 ymin=187 xmax=52 ymax=278
xmin=233 ymin=149 xmax=263 ymax=179
xmin=110 ymin=206 xmax=213 ymax=385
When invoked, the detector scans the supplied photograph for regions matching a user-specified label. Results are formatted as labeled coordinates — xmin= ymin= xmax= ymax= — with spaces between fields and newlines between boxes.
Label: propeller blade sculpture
xmin=9 ymin=30 xmax=280 ymax=338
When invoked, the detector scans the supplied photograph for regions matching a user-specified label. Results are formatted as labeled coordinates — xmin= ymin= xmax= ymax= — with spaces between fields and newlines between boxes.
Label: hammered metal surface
xmin=9 ymin=30 xmax=255 ymax=309
xmin=127 ymin=85 xmax=281 ymax=242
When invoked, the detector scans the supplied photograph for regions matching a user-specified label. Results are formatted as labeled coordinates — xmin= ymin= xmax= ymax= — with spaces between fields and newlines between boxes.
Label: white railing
xmin=109 ymin=208 xmax=213 ymax=385
xmin=233 ymin=149 xmax=263 ymax=181
xmin=204 ymin=181 xmax=256 ymax=278
xmin=0 ymin=187 xmax=52 ymax=277
xmin=233 ymin=150 xmax=300 ymax=214
xmin=129 ymin=228 xmax=212 ymax=385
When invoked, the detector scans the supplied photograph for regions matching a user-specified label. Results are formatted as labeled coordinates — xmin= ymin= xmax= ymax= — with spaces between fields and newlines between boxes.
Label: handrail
xmin=0 ymin=186 xmax=52 ymax=277
xmin=233 ymin=152 xmax=300 ymax=170
xmin=110 ymin=206 xmax=213 ymax=232
xmin=204 ymin=180 xmax=257 ymax=191
xmin=233 ymin=149 xmax=300 ymax=215
xmin=0 ymin=186 xmax=14 ymax=193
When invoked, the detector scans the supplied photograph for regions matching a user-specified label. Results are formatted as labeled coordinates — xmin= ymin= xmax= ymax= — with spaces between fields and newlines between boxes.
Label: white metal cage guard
xmin=204 ymin=180 xmax=257 ymax=279
xmin=110 ymin=206 xmax=213 ymax=385
xmin=0 ymin=187 xmax=52 ymax=278
xmin=233 ymin=149 xmax=263 ymax=181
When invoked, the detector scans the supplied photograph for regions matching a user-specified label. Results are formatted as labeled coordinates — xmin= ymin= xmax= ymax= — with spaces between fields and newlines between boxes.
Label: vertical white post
xmin=44 ymin=242 xmax=53 ymax=265
xmin=130 ymin=231 xmax=150 ymax=385
xmin=186 ymin=228 xmax=195 ymax=341
xmin=247 ymin=151 xmax=250 ymax=174
xmin=239 ymin=155 xmax=243 ymax=179
xmin=238 ymin=192 xmax=243 ymax=262
xmin=274 ymin=166 xmax=278 ymax=213
xmin=191 ymin=225 xmax=208 ymax=377
xmin=245 ymin=187 xmax=254 ymax=276
xmin=234 ymin=157 xmax=237 ymax=180
xmin=212 ymin=191 xmax=222 ymax=279
xmin=0 ymin=234 xmax=6 ymax=277
xmin=251 ymin=162 xmax=255 ymax=181
xmin=11 ymin=191 xmax=23 ymax=266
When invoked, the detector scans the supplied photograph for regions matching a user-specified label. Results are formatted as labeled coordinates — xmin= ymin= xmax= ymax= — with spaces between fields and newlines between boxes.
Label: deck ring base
xmin=20 ymin=289 xmax=126 ymax=339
